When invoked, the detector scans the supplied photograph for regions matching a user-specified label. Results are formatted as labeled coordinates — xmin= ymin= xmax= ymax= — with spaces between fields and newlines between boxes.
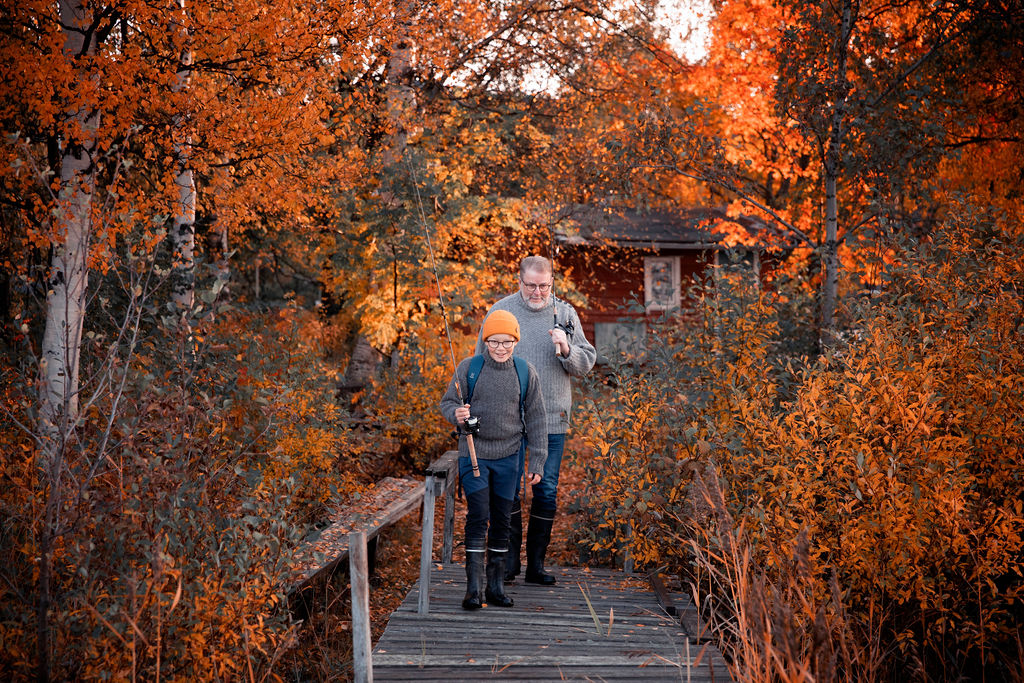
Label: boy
xmin=440 ymin=310 xmax=547 ymax=609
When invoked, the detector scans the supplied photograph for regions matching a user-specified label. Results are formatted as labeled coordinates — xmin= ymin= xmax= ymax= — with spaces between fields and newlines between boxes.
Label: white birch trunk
xmin=170 ymin=0 xmax=196 ymax=313
xmin=820 ymin=0 xmax=853 ymax=346
xmin=36 ymin=5 xmax=98 ymax=676
xmin=40 ymin=0 xmax=98 ymax=435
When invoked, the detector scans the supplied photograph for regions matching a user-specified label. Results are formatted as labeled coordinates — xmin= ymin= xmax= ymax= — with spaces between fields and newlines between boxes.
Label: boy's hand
xmin=455 ymin=403 xmax=471 ymax=422
xmin=527 ymin=472 xmax=542 ymax=485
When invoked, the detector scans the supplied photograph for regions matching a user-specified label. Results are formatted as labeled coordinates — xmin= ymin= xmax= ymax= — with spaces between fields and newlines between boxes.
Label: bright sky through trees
xmin=657 ymin=0 xmax=712 ymax=62
xmin=518 ymin=0 xmax=712 ymax=93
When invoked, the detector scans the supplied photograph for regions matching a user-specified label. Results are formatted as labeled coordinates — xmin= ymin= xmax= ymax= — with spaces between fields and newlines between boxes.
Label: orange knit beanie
xmin=481 ymin=310 xmax=520 ymax=341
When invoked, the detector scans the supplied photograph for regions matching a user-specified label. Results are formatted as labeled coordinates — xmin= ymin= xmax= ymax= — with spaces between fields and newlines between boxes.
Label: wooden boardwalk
xmin=372 ymin=564 xmax=731 ymax=682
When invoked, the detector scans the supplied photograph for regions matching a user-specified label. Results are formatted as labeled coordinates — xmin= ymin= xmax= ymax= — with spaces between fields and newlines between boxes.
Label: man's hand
xmin=455 ymin=403 xmax=471 ymax=423
xmin=527 ymin=472 xmax=542 ymax=485
xmin=549 ymin=328 xmax=570 ymax=357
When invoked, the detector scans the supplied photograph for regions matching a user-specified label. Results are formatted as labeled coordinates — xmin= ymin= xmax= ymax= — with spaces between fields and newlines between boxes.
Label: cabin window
xmin=713 ymin=248 xmax=760 ymax=280
xmin=594 ymin=321 xmax=647 ymax=362
xmin=712 ymin=249 xmax=761 ymax=301
xmin=644 ymin=256 xmax=680 ymax=311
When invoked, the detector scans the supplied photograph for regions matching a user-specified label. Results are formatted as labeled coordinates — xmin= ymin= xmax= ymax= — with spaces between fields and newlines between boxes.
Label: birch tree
xmin=170 ymin=0 xmax=196 ymax=313
xmin=339 ymin=4 xmax=414 ymax=391
xmin=32 ymin=3 xmax=100 ymax=676
xmin=38 ymin=0 xmax=97 ymax=436
xmin=773 ymin=0 xmax=974 ymax=339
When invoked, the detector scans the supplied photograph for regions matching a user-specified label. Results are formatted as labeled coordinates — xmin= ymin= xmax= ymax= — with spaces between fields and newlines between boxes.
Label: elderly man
xmin=475 ymin=255 xmax=597 ymax=585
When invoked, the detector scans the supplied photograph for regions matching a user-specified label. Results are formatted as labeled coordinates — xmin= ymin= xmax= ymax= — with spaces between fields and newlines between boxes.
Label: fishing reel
xmin=463 ymin=415 xmax=481 ymax=436
xmin=553 ymin=301 xmax=575 ymax=338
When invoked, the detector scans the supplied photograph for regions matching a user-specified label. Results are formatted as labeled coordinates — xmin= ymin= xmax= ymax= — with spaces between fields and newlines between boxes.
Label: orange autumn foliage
xmin=574 ymin=208 xmax=1024 ymax=679
xmin=0 ymin=301 xmax=368 ymax=679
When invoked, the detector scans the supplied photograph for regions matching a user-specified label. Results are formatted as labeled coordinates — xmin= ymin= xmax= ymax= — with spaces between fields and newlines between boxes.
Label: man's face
xmin=519 ymin=267 xmax=553 ymax=311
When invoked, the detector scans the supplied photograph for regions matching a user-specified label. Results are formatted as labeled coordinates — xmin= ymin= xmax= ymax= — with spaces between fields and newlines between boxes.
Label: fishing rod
xmin=408 ymin=160 xmax=480 ymax=477
xmin=550 ymin=291 xmax=575 ymax=356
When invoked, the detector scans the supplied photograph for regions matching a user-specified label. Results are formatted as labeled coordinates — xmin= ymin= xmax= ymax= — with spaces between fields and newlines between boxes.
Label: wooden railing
xmin=288 ymin=450 xmax=460 ymax=682
xmin=416 ymin=449 xmax=459 ymax=614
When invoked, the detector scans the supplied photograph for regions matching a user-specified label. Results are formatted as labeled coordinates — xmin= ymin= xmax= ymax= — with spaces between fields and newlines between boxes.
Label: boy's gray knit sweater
xmin=440 ymin=354 xmax=548 ymax=476
xmin=475 ymin=293 xmax=597 ymax=435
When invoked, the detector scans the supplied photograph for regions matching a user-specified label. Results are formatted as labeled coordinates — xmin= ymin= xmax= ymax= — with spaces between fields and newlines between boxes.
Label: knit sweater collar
xmin=483 ymin=353 xmax=516 ymax=370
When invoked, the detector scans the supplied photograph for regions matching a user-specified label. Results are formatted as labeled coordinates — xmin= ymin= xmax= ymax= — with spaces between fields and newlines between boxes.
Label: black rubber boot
xmin=485 ymin=550 xmax=514 ymax=607
xmin=504 ymin=502 xmax=523 ymax=584
xmin=462 ymin=551 xmax=485 ymax=610
xmin=524 ymin=509 xmax=557 ymax=586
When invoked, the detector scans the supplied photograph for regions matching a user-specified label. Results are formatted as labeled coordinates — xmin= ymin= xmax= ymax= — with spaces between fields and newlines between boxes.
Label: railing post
xmin=418 ymin=475 xmax=438 ymax=615
xmin=442 ymin=478 xmax=456 ymax=564
xmin=350 ymin=530 xmax=373 ymax=683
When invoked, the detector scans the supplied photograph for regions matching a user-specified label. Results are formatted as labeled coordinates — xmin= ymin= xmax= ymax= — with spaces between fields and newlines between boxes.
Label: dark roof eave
xmin=556 ymin=235 xmax=724 ymax=250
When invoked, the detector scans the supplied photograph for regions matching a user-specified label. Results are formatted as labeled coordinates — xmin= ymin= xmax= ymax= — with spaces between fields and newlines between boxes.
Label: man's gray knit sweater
xmin=475 ymin=293 xmax=597 ymax=435
xmin=440 ymin=354 xmax=548 ymax=476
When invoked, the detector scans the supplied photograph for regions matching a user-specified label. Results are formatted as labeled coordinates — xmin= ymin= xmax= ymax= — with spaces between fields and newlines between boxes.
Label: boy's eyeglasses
xmin=485 ymin=340 xmax=516 ymax=349
xmin=520 ymin=280 xmax=552 ymax=292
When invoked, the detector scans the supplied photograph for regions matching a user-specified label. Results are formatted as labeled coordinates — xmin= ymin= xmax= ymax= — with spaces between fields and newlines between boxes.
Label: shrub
xmin=574 ymin=208 xmax=1024 ymax=680
xmin=0 ymin=297 xmax=364 ymax=679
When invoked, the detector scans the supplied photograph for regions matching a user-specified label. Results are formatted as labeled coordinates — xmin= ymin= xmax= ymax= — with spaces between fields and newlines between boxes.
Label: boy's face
xmin=485 ymin=334 xmax=517 ymax=363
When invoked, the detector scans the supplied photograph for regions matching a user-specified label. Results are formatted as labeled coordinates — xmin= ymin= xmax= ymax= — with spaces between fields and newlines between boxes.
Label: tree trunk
xmin=819 ymin=0 xmax=853 ymax=346
xmin=170 ymin=0 xmax=196 ymax=313
xmin=36 ymin=4 xmax=99 ymax=678
xmin=341 ymin=335 xmax=384 ymax=392
xmin=40 ymin=0 xmax=98 ymax=437
xmin=821 ymin=160 xmax=839 ymax=339
xmin=343 ymin=16 xmax=414 ymax=392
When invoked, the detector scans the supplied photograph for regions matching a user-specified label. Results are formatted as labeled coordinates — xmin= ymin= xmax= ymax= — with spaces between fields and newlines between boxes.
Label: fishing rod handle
xmin=466 ymin=434 xmax=481 ymax=477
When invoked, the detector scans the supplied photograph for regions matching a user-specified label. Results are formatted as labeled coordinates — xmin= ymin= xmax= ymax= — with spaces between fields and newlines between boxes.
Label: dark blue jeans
xmin=460 ymin=452 xmax=518 ymax=551
xmin=515 ymin=433 xmax=566 ymax=512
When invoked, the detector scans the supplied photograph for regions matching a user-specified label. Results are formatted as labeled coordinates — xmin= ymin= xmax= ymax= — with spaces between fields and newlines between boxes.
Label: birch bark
xmin=170 ymin=0 xmax=196 ymax=313
xmin=39 ymin=0 xmax=98 ymax=437
xmin=36 ymin=4 xmax=99 ymax=677
xmin=820 ymin=0 xmax=853 ymax=345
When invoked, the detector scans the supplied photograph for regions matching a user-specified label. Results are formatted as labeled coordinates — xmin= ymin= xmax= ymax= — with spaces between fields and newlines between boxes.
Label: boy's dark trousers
xmin=464 ymin=487 xmax=514 ymax=608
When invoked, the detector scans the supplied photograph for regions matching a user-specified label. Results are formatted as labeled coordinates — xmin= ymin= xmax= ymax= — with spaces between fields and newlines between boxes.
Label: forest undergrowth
xmin=4 ymin=209 xmax=1021 ymax=682
xmin=569 ymin=209 xmax=1024 ymax=682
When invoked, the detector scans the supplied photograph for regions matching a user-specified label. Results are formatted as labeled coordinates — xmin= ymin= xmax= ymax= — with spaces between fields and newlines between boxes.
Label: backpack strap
xmin=465 ymin=354 xmax=529 ymax=435
xmin=513 ymin=356 xmax=529 ymax=435
xmin=466 ymin=354 xmax=486 ymax=405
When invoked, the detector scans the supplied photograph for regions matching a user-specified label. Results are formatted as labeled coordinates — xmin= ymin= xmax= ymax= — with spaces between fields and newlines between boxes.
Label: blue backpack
xmin=465 ymin=354 xmax=529 ymax=435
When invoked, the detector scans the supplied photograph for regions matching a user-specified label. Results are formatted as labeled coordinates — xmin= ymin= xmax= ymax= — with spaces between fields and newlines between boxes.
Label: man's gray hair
xmin=519 ymin=255 xmax=553 ymax=276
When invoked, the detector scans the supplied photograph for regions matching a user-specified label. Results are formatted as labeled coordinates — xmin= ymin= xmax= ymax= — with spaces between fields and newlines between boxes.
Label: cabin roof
xmin=550 ymin=205 xmax=771 ymax=250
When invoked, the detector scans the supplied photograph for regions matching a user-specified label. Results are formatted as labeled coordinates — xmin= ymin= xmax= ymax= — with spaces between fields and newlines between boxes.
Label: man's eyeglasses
xmin=485 ymin=340 xmax=516 ymax=349
xmin=520 ymin=280 xmax=552 ymax=293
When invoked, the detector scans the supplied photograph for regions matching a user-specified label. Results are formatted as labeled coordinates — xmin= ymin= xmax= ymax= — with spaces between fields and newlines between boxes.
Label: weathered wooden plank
xmin=648 ymin=571 xmax=677 ymax=616
xmin=371 ymin=670 xmax=720 ymax=682
xmin=373 ymin=564 xmax=733 ymax=681
xmin=417 ymin=484 xmax=436 ymax=615
xmin=418 ymin=450 xmax=460 ymax=616
xmin=424 ymin=449 xmax=459 ymax=479
xmin=351 ymin=531 xmax=373 ymax=683
xmin=440 ymin=483 xmax=456 ymax=564
xmin=290 ymin=477 xmax=424 ymax=594
xmin=374 ymin=655 xmax=704 ymax=671
xmin=426 ymin=450 xmax=458 ymax=566
xmin=376 ymin=628 xmax=692 ymax=644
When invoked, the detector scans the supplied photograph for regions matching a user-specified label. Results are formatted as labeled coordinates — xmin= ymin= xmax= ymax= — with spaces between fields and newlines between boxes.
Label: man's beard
xmin=522 ymin=293 xmax=550 ymax=311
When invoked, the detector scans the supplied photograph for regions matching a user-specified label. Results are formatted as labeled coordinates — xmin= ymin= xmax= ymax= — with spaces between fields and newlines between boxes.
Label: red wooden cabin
xmin=549 ymin=206 xmax=765 ymax=363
